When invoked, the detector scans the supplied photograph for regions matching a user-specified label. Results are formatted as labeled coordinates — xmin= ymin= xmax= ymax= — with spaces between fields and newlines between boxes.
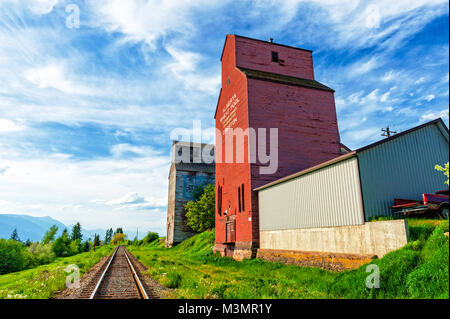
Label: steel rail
xmin=123 ymin=248 xmax=149 ymax=299
xmin=89 ymin=246 xmax=118 ymax=299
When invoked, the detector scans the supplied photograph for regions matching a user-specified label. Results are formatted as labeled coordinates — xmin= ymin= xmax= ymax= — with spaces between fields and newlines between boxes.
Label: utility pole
xmin=381 ymin=126 xmax=397 ymax=138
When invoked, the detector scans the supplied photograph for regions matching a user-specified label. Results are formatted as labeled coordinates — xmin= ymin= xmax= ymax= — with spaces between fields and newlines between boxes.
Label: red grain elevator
xmin=214 ymin=35 xmax=341 ymax=260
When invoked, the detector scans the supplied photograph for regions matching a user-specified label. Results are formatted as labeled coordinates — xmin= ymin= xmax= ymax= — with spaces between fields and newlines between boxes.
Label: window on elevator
xmin=238 ymin=186 xmax=241 ymax=212
xmin=271 ymin=51 xmax=279 ymax=62
xmin=241 ymin=183 xmax=245 ymax=212
xmin=218 ymin=185 xmax=222 ymax=216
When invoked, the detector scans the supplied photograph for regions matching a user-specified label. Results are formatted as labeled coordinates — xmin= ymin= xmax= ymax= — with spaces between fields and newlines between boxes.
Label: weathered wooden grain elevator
xmin=166 ymin=141 xmax=215 ymax=247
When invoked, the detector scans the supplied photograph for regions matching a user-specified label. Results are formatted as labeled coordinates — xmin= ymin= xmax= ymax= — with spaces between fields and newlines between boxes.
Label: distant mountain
xmin=0 ymin=214 xmax=66 ymax=242
xmin=0 ymin=214 xmax=146 ymax=242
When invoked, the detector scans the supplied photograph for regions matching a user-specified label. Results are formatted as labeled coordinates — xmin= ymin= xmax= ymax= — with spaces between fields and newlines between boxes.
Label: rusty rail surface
xmin=79 ymin=246 xmax=149 ymax=299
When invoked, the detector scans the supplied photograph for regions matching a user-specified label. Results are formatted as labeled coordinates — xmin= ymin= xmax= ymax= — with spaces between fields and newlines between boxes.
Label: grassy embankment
xmin=128 ymin=219 xmax=449 ymax=299
xmin=0 ymin=245 xmax=114 ymax=299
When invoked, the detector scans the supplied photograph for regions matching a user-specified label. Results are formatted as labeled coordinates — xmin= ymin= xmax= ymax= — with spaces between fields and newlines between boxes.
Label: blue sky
xmin=0 ymin=0 xmax=448 ymax=235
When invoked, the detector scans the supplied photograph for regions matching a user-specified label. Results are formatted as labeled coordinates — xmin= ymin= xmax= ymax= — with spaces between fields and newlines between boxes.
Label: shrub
xmin=69 ymin=239 xmax=83 ymax=255
xmin=421 ymin=226 xmax=449 ymax=261
xmin=161 ymin=271 xmax=182 ymax=288
xmin=439 ymin=220 xmax=449 ymax=232
xmin=407 ymin=227 xmax=449 ymax=298
xmin=329 ymin=248 xmax=420 ymax=298
xmin=0 ymin=239 xmax=27 ymax=274
xmin=26 ymin=243 xmax=56 ymax=267
xmin=407 ymin=245 xmax=449 ymax=298
xmin=142 ymin=232 xmax=159 ymax=245
xmin=409 ymin=223 xmax=436 ymax=241
xmin=111 ymin=233 xmax=127 ymax=245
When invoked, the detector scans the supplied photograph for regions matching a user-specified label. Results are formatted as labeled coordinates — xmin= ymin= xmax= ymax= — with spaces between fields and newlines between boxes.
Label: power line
xmin=381 ymin=126 xmax=397 ymax=138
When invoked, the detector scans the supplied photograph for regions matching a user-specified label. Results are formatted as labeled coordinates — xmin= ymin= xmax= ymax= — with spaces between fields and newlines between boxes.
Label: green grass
xmin=0 ymin=245 xmax=114 ymax=299
xmin=128 ymin=220 xmax=449 ymax=299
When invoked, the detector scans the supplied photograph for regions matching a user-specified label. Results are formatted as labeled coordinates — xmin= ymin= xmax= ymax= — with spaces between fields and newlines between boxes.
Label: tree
xmin=142 ymin=231 xmax=159 ymax=245
xmin=0 ymin=239 xmax=26 ymax=274
xmin=70 ymin=222 xmax=83 ymax=241
xmin=83 ymin=240 xmax=91 ymax=252
xmin=104 ymin=228 xmax=113 ymax=245
xmin=53 ymin=229 xmax=72 ymax=257
xmin=93 ymin=234 xmax=101 ymax=250
xmin=115 ymin=228 xmax=124 ymax=235
xmin=111 ymin=233 xmax=127 ymax=245
xmin=435 ymin=162 xmax=449 ymax=185
xmin=42 ymin=225 xmax=58 ymax=244
xmin=9 ymin=229 xmax=21 ymax=242
xmin=192 ymin=184 xmax=206 ymax=201
xmin=184 ymin=184 xmax=215 ymax=232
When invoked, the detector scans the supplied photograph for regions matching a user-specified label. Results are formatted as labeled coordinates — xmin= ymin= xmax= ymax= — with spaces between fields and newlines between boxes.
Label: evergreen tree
xmin=93 ymin=234 xmax=101 ymax=250
xmin=42 ymin=225 xmax=58 ymax=244
xmin=115 ymin=228 xmax=124 ymax=235
xmin=25 ymin=239 xmax=32 ymax=247
xmin=83 ymin=240 xmax=90 ymax=252
xmin=9 ymin=228 xmax=21 ymax=242
xmin=104 ymin=228 xmax=113 ymax=245
xmin=70 ymin=222 xmax=83 ymax=241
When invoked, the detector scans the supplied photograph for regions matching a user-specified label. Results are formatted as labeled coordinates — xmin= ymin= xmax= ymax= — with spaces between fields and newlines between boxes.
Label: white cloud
xmin=420 ymin=109 xmax=449 ymax=122
xmin=87 ymin=0 xmax=227 ymax=49
xmin=0 ymin=166 xmax=9 ymax=175
xmin=0 ymin=119 xmax=24 ymax=133
xmin=380 ymin=86 xmax=396 ymax=102
xmin=415 ymin=77 xmax=426 ymax=84
xmin=23 ymin=63 xmax=94 ymax=95
xmin=102 ymin=192 xmax=166 ymax=210
xmin=0 ymin=149 xmax=170 ymax=232
xmin=107 ymin=192 xmax=146 ymax=205
xmin=293 ymin=0 xmax=449 ymax=50
xmin=424 ymin=94 xmax=435 ymax=101
xmin=348 ymin=57 xmax=379 ymax=77
xmin=165 ymin=46 xmax=221 ymax=95
xmin=382 ymin=71 xmax=395 ymax=82
xmin=27 ymin=0 xmax=59 ymax=15
xmin=341 ymin=126 xmax=380 ymax=148
xmin=110 ymin=144 xmax=158 ymax=158
xmin=366 ymin=89 xmax=379 ymax=101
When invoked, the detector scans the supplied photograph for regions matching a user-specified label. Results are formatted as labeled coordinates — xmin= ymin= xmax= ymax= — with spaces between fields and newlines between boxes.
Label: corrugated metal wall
xmin=358 ymin=123 xmax=449 ymax=220
xmin=258 ymin=156 xmax=365 ymax=231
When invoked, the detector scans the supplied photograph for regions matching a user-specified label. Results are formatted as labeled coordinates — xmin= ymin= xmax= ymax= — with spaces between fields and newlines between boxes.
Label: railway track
xmin=79 ymin=246 xmax=149 ymax=299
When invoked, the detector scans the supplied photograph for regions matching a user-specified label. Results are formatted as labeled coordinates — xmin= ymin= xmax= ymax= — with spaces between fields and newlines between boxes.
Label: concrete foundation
xmin=259 ymin=220 xmax=409 ymax=258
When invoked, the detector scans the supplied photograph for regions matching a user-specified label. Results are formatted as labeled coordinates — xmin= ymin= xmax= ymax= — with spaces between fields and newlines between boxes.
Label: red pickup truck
xmin=392 ymin=190 xmax=449 ymax=219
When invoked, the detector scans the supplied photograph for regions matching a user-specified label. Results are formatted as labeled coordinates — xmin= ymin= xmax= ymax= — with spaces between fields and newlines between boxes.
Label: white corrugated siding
xmin=258 ymin=156 xmax=365 ymax=231
xmin=358 ymin=123 xmax=449 ymax=220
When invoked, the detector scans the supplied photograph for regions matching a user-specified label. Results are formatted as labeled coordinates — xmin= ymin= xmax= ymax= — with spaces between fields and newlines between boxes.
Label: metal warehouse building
xmin=255 ymin=118 xmax=448 ymax=256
